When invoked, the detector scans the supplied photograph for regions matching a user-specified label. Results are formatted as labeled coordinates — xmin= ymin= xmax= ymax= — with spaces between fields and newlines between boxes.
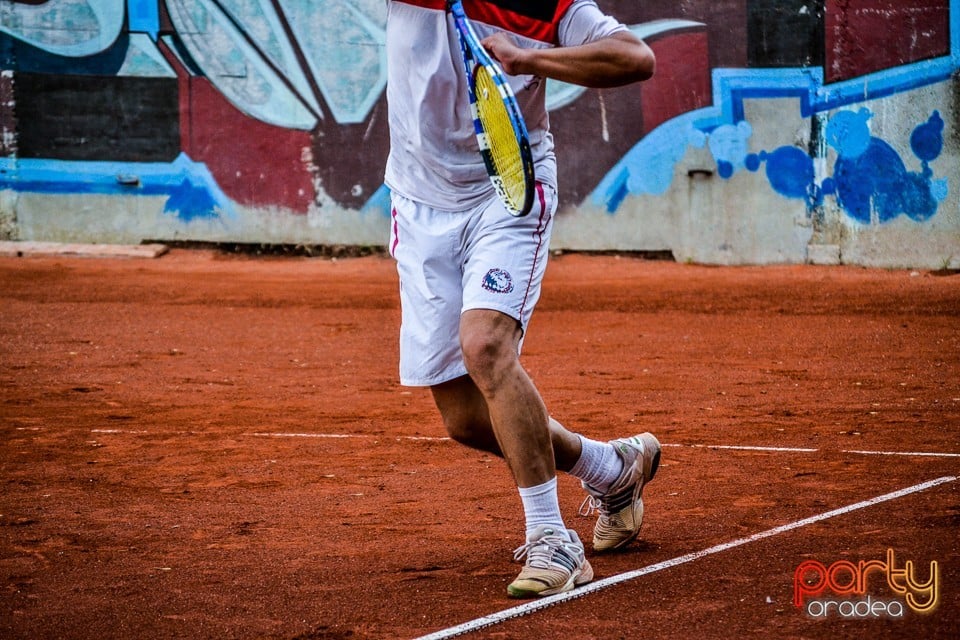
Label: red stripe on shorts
xmin=390 ymin=207 xmax=400 ymax=257
xmin=519 ymin=183 xmax=549 ymax=318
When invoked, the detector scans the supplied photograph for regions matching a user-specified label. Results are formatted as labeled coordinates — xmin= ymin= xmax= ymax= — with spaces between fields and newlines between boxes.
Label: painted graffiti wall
xmin=1 ymin=0 xmax=958 ymax=267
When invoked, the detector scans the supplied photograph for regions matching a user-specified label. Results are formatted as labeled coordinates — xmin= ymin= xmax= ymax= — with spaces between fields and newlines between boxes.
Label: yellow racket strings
xmin=474 ymin=66 xmax=527 ymax=211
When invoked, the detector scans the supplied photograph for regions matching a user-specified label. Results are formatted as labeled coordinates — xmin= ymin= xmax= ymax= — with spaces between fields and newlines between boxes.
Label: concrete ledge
xmin=0 ymin=241 xmax=169 ymax=259
xmin=806 ymin=244 xmax=841 ymax=266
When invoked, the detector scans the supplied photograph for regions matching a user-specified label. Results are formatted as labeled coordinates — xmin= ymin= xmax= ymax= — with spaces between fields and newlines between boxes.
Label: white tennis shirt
xmin=384 ymin=0 xmax=626 ymax=211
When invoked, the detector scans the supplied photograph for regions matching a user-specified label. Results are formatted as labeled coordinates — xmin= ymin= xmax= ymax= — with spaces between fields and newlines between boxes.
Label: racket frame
xmin=447 ymin=0 xmax=536 ymax=217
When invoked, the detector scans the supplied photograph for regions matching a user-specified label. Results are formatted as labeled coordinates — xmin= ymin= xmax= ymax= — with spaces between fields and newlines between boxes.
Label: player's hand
xmin=481 ymin=32 xmax=528 ymax=76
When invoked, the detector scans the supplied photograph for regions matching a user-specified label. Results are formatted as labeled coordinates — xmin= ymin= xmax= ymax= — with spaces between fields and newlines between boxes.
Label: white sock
xmin=518 ymin=477 xmax=569 ymax=541
xmin=569 ymin=435 xmax=624 ymax=493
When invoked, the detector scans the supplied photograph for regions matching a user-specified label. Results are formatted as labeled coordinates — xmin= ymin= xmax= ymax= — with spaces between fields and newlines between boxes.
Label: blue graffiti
xmin=821 ymin=110 xmax=946 ymax=224
xmin=594 ymin=0 xmax=959 ymax=214
xmin=826 ymin=108 xmax=872 ymax=157
xmin=593 ymin=116 xmax=707 ymax=210
xmin=709 ymin=121 xmax=752 ymax=179
xmin=0 ymin=154 xmax=235 ymax=222
xmin=748 ymin=147 xmax=815 ymax=202
xmin=3 ymin=0 xmax=958 ymax=223
xmin=739 ymin=108 xmax=947 ymax=224
xmin=163 ymin=177 xmax=226 ymax=223
xmin=912 ymin=110 xmax=946 ymax=166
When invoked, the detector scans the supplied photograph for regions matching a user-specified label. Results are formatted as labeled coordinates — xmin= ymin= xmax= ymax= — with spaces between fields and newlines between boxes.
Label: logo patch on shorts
xmin=482 ymin=268 xmax=514 ymax=294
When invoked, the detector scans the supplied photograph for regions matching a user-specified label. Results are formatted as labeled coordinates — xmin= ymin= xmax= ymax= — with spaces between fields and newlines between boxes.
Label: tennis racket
xmin=448 ymin=0 xmax=536 ymax=217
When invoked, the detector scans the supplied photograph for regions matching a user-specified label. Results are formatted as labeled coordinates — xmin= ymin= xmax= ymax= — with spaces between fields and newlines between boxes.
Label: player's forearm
xmin=487 ymin=32 xmax=655 ymax=88
xmin=531 ymin=33 xmax=654 ymax=87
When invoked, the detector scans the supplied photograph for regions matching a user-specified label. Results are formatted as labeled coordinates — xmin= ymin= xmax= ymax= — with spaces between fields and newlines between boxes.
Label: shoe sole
xmin=506 ymin=561 xmax=594 ymax=599
xmin=600 ymin=432 xmax=661 ymax=552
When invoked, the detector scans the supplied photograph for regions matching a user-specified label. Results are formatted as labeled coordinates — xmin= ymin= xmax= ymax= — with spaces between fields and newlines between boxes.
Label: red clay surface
xmin=1 ymin=250 xmax=958 ymax=639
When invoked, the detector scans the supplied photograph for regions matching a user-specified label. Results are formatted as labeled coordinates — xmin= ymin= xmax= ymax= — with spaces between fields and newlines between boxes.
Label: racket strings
xmin=473 ymin=66 xmax=528 ymax=212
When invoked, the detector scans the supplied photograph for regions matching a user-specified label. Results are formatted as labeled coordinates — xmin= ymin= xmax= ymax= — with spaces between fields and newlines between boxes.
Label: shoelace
xmin=580 ymin=481 xmax=637 ymax=519
xmin=578 ymin=495 xmax=603 ymax=517
xmin=513 ymin=533 xmax=570 ymax=568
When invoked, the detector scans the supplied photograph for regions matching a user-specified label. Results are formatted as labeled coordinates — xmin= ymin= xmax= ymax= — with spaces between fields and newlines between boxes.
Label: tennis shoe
xmin=506 ymin=526 xmax=594 ymax=598
xmin=580 ymin=432 xmax=661 ymax=552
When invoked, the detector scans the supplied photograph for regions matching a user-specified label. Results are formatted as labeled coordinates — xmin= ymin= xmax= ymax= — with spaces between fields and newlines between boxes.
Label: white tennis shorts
xmin=389 ymin=184 xmax=557 ymax=387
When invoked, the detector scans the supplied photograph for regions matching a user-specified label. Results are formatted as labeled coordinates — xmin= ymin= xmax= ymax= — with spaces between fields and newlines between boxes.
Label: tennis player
xmin=385 ymin=0 xmax=658 ymax=598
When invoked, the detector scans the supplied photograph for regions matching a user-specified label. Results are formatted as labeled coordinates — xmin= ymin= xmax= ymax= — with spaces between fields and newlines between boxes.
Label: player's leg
xmin=430 ymin=375 xmax=499 ymax=455
xmin=431 ymin=375 xmax=584 ymax=471
xmin=458 ymin=308 xmax=552 ymax=487
xmin=578 ymin=432 xmax=661 ymax=552
xmin=430 ymin=326 xmax=661 ymax=555
xmin=391 ymin=191 xmax=591 ymax=596
xmin=444 ymin=187 xmax=592 ymax=596
xmin=456 ymin=307 xmax=593 ymax=597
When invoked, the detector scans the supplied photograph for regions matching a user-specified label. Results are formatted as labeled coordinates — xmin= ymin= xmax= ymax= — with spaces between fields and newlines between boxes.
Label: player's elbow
xmin=597 ymin=35 xmax=655 ymax=87
xmin=639 ymin=47 xmax=656 ymax=81
xmin=625 ymin=40 xmax=655 ymax=83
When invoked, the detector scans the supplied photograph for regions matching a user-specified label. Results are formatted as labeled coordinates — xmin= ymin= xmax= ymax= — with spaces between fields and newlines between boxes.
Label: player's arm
xmin=481 ymin=31 xmax=655 ymax=88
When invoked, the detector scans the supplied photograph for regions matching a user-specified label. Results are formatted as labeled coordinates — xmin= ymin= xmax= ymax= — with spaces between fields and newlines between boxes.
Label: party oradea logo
xmin=794 ymin=549 xmax=939 ymax=619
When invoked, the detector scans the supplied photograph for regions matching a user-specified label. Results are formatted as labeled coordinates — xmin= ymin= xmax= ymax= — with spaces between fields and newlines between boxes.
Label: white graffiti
xmin=0 ymin=0 xmax=124 ymax=57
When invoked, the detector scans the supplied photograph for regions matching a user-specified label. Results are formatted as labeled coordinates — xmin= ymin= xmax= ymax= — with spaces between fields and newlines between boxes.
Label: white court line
xmin=844 ymin=449 xmax=960 ymax=458
xmin=413 ymin=475 xmax=957 ymax=640
xmin=662 ymin=443 xmax=960 ymax=459
xmin=90 ymin=430 xmax=960 ymax=458
xmin=91 ymin=429 xmax=151 ymax=434
xmin=250 ymin=432 xmax=450 ymax=442
xmin=250 ymin=434 xmax=960 ymax=458
xmin=663 ymin=443 xmax=819 ymax=453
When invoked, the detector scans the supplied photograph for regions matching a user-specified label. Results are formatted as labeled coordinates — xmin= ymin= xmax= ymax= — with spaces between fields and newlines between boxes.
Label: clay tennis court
xmin=1 ymin=249 xmax=957 ymax=639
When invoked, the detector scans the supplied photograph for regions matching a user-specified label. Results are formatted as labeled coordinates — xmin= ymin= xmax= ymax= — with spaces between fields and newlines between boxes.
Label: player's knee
xmin=460 ymin=309 xmax=520 ymax=369
xmin=460 ymin=331 xmax=515 ymax=391
xmin=460 ymin=332 xmax=496 ymax=375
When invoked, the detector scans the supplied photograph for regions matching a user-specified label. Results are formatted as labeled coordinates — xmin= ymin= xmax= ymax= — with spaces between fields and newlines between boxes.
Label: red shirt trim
xmin=395 ymin=0 xmax=575 ymax=44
